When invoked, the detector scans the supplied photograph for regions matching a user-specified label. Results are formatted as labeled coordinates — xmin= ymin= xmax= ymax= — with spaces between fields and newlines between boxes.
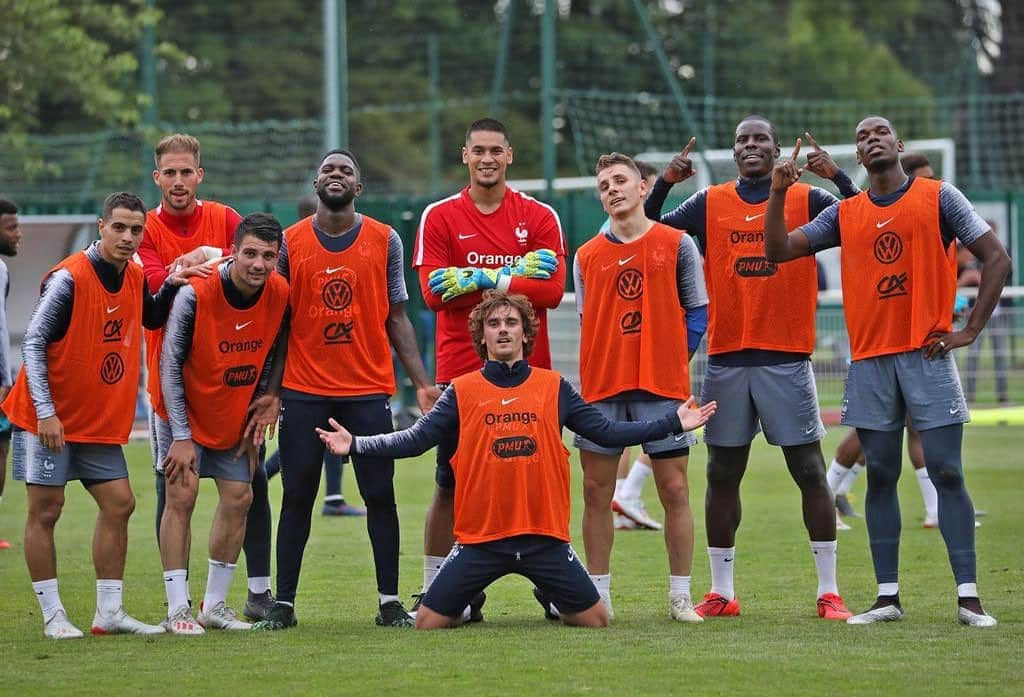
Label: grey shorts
xmin=841 ymin=350 xmax=970 ymax=432
xmin=12 ymin=429 xmax=127 ymax=486
xmin=573 ymin=396 xmax=696 ymax=456
xmin=700 ymin=361 xmax=826 ymax=447
xmin=153 ymin=416 xmax=251 ymax=483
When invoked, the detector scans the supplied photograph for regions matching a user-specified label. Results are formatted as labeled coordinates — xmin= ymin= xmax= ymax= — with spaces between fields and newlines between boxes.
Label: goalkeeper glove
xmin=428 ymin=266 xmax=501 ymax=302
xmin=503 ymin=249 xmax=559 ymax=279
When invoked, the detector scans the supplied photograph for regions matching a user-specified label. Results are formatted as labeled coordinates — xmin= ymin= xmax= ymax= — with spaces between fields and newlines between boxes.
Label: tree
xmin=0 ymin=0 xmax=173 ymax=132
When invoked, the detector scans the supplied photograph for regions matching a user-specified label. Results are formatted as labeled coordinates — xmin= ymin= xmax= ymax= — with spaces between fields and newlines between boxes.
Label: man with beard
xmin=141 ymin=134 xmax=278 ymax=622
xmin=248 ymin=149 xmax=440 ymax=630
xmin=0 ymin=198 xmax=21 ymax=550
xmin=644 ymin=119 xmax=857 ymax=620
xmin=765 ymin=116 xmax=1009 ymax=627
xmin=411 ymin=118 xmax=565 ymax=619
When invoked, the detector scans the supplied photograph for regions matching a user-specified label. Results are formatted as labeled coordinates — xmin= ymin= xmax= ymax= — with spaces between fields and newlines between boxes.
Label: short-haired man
xmin=156 ymin=213 xmax=289 ymax=634
xmin=141 ymin=134 xmax=278 ymax=620
xmin=2 ymin=192 xmax=192 ymax=638
xmin=573 ymin=153 xmax=709 ymax=621
xmin=316 ymin=291 xmax=717 ymax=629
xmin=0 ymin=197 xmax=21 ymax=550
xmin=412 ymin=118 xmax=565 ymax=616
xmin=645 ymin=119 xmax=856 ymax=620
xmin=249 ymin=149 xmax=440 ymax=630
xmin=764 ymin=115 xmax=1010 ymax=626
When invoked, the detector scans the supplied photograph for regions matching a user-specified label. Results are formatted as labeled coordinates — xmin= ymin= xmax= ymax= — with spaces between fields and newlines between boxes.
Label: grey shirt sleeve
xmin=23 ymin=269 xmax=75 ymax=420
xmin=573 ymin=252 xmax=584 ymax=317
xmin=0 ymin=261 xmax=10 ymax=387
xmin=800 ymin=201 xmax=842 ymax=253
xmin=387 ymin=229 xmax=409 ymax=304
xmin=160 ymin=285 xmax=197 ymax=441
xmin=939 ymin=182 xmax=990 ymax=247
xmin=276 ymin=235 xmax=290 ymax=281
xmin=677 ymin=233 xmax=708 ymax=309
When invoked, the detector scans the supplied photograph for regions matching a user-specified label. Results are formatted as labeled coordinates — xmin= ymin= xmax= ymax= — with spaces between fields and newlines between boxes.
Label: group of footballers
xmin=0 ymin=111 xmax=1010 ymax=638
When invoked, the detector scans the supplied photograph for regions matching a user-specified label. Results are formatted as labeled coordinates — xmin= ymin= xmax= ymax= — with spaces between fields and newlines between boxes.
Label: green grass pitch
xmin=1 ymin=426 xmax=1021 ymax=696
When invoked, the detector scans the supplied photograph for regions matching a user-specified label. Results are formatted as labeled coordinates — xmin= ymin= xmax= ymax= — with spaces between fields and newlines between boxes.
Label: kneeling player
xmin=317 ymin=291 xmax=716 ymax=629
xmin=3 ymin=192 xmax=191 ymax=638
xmin=156 ymin=213 xmax=288 ymax=634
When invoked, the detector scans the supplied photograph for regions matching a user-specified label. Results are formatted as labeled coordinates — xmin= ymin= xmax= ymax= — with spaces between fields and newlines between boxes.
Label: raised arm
xmin=764 ymin=138 xmax=814 ymax=262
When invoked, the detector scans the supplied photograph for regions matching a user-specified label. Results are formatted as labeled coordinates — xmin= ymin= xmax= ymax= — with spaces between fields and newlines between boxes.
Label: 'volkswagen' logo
xmin=322 ymin=279 xmax=353 ymax=311
xmin=100 ymin=352 xmax=125 ymax=385
xmin=873 ymin=232 xmax=903 ymax=264
xmin=616 ymin=268 xmax=643 ymax=300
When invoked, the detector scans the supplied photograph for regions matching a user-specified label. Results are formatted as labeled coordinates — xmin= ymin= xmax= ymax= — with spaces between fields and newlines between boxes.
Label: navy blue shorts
xmin=421 ymin=534 xmax=599 ymax=619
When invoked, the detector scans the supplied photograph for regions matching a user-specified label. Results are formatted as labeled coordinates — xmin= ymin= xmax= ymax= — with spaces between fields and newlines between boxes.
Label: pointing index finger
xmin=804 ymin=131 xmax=822 ymax=151
xmin=680 ymin=136 xmax=696 ymax=157
xmin=790 ymin=137 xmax=802 ymax=162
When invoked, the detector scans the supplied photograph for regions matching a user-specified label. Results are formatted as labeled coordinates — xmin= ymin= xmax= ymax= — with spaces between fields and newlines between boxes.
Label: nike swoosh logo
xmin=723 ymin=557 xmax=734 ymax=563
xmin=618 ymin=255 xmax=636 ymax=266
xmin=674 ymin=433 xmax=687 ymax=441
xmin=458 ymin=233 xmax=477 ymax=240
xmin=235 ymin=321 xmax=253 ymax=331
xmin=949 ymin=407 xmax=960 ymax=414
xmin=804 ymin=425 xmax=817 ymax=434
xmin=325 ymin=266 xmax=344 ymax=274
xmin=106 ymin=306 xmax=120 ymax=314
xmin=876 ymin=217 xmax=895 ymax=228
xmin=744 ymin=213 xmax=765 ymax=222
xmin=501 ymin=398 xmax=518 ymax=406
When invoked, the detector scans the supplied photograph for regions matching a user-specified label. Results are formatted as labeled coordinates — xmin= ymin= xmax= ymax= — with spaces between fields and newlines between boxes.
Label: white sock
xmin=423 ymin=555 xmax=446 ymax=593
xmin=708 ymin=547 xmax=736 ymax=600
xmin=826 ymin=460 xmax=851 ymax=495
xmin=957 ymin=582 xmax=978 ymax=598
xmin=32 ymin=578 xmax=63 ymax=622
xmin=379 ymin=593 xmax=399 ymax=605
xmin=878 ymin=582 xmax=899 ymax=598
xmin=835 ymin=463 xmax=864 ymax=497
xmin=590 ymin=573 xmax=611 ymax=604
xmin=248 ymin=576 xmax=271 ymax=594
xmin=916 ymin=468 xmax=939 ymax=519
xmin=621 ymin=460 xmax=653 ymax=500
xmin=810 ymin=540 xmax=839 ymax=597
xmin=323 ymin=494 xmax=344 ymax=503
xmin=669 ymin=575 xmax=691 ymax=599
xmin=163 ymin=569 xmax=189 ymax=613
xmin=613 ymin=478 xmax=625 ymax=499
xmin=96 ymin=579 xmax=123 ymax=616
xmin=203 ymin=559 xmax=237 ymax=611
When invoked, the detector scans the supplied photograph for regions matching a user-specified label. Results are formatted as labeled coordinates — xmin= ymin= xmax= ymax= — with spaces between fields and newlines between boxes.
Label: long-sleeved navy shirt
xmin=354 ymin=359 xmax=686 ymax=458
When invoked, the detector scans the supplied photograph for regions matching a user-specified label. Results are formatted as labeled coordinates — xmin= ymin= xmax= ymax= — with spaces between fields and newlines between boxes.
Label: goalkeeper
xmin=410 ymin=118 xmax=566 ymax=621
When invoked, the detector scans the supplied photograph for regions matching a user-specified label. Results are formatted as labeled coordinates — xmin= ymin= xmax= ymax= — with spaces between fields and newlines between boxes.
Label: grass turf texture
xmin=1 ymin=426 xmax=1020 ymax=696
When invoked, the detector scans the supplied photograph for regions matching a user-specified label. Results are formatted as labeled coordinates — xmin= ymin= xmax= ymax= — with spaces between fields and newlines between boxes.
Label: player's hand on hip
xmin=663 ymin=137 xmax=697 ymax=184
xmin=315 ymin=417 xmax=353 ymax=456
xmin=924 ymin=328 xmax=977 ymax=359
xmin=37 ymin=415 xmax=65 ymax=452
xmin=802 ymin=132 xmax=840 ymax=179
xmin=676 ymin=396 xmax=717 ymax=431
xmin=416 ymin=384 xmax=443 ymax=413
xmin=771 ymin=138 xmax=804 ymax=192
xmin=506 ymin=249 xmax=558 ymax=279
xmin=428 ymin=266 xmax=499 ymax=302
xmin=163 ymin=439 xmax=198 ymax=485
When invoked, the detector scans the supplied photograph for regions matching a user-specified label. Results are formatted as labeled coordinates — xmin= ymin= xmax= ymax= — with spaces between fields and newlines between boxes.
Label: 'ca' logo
xmin=873 ymin=232 xmax=903 ymax=264
xmin=100 ymin=352 xmax=125 ymax=385
xmin=322 ymin=279 xmax=353 ymax=311
xmin=616 ymin=268 xmax=643 ymax=300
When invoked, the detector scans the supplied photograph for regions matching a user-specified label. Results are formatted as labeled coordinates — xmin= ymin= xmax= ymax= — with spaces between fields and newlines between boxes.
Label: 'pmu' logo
xmin=873 ymin=232 xmax=903 ymax=264
xmin=876 ymin=272 xmax=908 ymax=299
xmin=616 ymin=268 xmax=643 ymax=300
xmin=491 ymin=435 xmax=538 ymax=459
xmin=322 ymin=278 xmax=353 ymax=311
xmin=735 ymin=256 xmax=777 ymax=277
xmin=102 ymin=319 xmax=123 ymax=344
xmin=223 ymin=365 xmax=258 ymax=387
xmin=100 ymin=352 xmax=125 ymax=384
xmin=620 ymin=310 xmax=641 ymax=335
